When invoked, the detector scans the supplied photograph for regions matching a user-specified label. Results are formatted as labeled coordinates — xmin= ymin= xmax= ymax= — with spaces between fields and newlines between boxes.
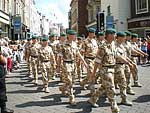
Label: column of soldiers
xmin=24 ymin=28 xmax=148 ymax=113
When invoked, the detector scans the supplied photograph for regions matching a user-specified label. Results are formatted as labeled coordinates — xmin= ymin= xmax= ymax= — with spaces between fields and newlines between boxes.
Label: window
xmin=136 ymin=0 xmax=148 ymax=14
xmin=96 ymin=6 xmax=101 ymax=14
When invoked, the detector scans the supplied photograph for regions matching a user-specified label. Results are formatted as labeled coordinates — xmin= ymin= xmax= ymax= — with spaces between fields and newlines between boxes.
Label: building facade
xmin=0 ymin=0 xmax=10 ymax=37
xmin=128 ymin=0 xmax=150 ymax=37
xmin=70 ymin=0 xmax=88 ymax=36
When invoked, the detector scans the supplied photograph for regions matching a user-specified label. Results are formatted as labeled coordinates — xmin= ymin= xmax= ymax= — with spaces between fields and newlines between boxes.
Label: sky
xmin=35 ymin=0 xmax=72 ymax=28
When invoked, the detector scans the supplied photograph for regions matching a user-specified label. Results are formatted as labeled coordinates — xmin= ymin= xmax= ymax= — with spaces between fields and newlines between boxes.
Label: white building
xmin=101 ymin=0 xmax=131 ymax=31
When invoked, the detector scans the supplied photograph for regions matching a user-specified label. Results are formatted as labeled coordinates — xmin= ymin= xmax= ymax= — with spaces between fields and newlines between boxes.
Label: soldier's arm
xmin=77 ymin=51 xmax=88 ymax=68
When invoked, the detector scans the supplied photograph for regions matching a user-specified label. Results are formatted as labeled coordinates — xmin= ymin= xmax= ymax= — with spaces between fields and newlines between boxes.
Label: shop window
xmin=136 ymin=0 xmax=149 ymax=14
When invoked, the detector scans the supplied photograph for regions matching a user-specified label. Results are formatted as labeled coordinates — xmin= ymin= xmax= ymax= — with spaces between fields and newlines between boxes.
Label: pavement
xmin=5 ymin=62 xmax=150 ymax=113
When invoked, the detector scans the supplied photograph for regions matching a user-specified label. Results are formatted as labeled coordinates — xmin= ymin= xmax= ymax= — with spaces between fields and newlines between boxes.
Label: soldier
xmin=76 ymin=36 xmax=83 ymax=82
xmin=24 ymin=37 xmax=32 ymax=77
xmin=48 ymin=34 xmax=58 ymax=80
xmin=0 ymin=31 xmax=14 ymax=113
xmin=88 ymin=28 xmax=120 ymax=113
xmin=114 ymin=31 xmax=134 ymax=106
xmin=39 ymin=36 xmax=56 ymax=93
xmin=96 ymin=31 xmax=105 ymax=84
xmin=28 ymin=35 xmax=41 ymax=85
xmin=124 ymin=31 xmax=135 ymax=95
xmin=80 ymin=28 xmax=98 ymax=95
xmin=56 ymin=33 xmax=66 ymax=78
xmin=58 ymin=30 xmax=88 ymax=105
xmin=131 ymin=33 xmax=148 ymax=87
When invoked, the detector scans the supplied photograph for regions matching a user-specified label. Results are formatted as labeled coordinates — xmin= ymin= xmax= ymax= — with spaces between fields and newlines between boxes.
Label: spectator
xmin=141 ymin=38 xmax=147 ymax=64
xmin=147 ymin=36 xmax=150 ymax=64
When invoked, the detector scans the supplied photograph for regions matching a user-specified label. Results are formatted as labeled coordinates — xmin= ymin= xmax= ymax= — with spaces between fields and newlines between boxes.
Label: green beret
xmin=131 ymin=33 xmax=138 ymax=38
xmin=41 ymin=36 xmax=49 ymax=41
xmin=117 ymin=31 xmax=126 ymax=37
xmin=106 ymin=28 xmax=116 ymax=34
xmin=49 ymin=33 xmax=55 ymax=37
xmin=77 ymin=36 xmax=82 ymax=40
xmin=97 ymin=31 xmax=104 ymax=36
xmin=67 ymin=29 xmax=77 ymax=35
xmin=88 ymin=28 xmax=96 ymax=33
xmin=32 ymin=35 xmax=38 ymax=39
xmin=60 ymin=33 xmax=66 ymax=37
xmin=124 ymin=31 xmax=131 ymax=36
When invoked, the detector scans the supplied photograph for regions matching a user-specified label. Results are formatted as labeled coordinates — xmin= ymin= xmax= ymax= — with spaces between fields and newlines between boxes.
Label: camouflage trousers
xmin=81 ymin=58 xmax=95 ymax=94
xmin=89 ymin=67 xmax=119 ymax=113
xmin=114 ymin=64 xmax=127 ymax=100
xmin=131 ymin=57 xmax=138 ymax=83
xmin=125 ymin=64 xmax=132 ymax=92
xmin=27 ymin=57 xmax=32 ymax=75
xmin=31 ymin=57 xmax=38 ymax=81
xmin=41 ymin=61 xmax=52 ymax=87
xmin=76 ymin=60 xmax=82 ymax=82
xmin=60 ymin=62 xmax=75 ymax=101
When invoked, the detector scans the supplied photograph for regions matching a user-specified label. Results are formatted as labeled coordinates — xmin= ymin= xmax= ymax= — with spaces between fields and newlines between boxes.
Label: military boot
xmin=45 ymin=87 xmax=50 ymax=93
xmin=59 ymin=86 xmax=68 ymax=96
xmin=127 ymin=89 xmax=135 ymax=95
xmin=87 ymin=95 xmax=99 ymax=108
xmin=111 ymin=102 xmax=120 ymax=113
xmin=133 ymin=82 xmax=142 ymax=87
xmin=69 ymin=95 xmax=76 ymax=106
xmin=120 ymin=99 xmax=132 ymax=106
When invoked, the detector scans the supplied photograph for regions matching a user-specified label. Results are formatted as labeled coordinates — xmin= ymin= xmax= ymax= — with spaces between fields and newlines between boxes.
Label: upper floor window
xmin=136 ymin=0 xmax=149 ymax=14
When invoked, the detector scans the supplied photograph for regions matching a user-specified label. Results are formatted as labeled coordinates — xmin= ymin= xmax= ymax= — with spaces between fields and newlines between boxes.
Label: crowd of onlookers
xmin=138 ymin=35 xmax=150 ymax=64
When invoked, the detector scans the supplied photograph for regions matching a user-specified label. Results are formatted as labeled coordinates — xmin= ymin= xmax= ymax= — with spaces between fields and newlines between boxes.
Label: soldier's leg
xmin=80 ymin=59 xmax=94 ymax=91
xmin=41 ymin=62 xmax=50 ymax=93
xmin=116 ymin=67 xmax=132 ymax=106
xmin=31 ymin=58 xmax=38 ymax=84
xmin=105 ymin=73 xmax=120 ymax=113
xmin=131 ymin=58 xmax=142 ymax=87
xmin=125 ymin=65 xmax=135 ymax=95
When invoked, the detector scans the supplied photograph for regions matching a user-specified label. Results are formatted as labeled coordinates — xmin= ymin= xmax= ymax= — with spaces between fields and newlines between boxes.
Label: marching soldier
xmin=58 ymin=30 xmax=88 ymax=105
xmin=28 ymin=35 xmax=41 ymax=85
xmin=56 ymin=33 xmax=66 ymax=79
xmin=39 ymin=36 xmax=56 ymax=93
xmin=80 ymin=28 xmax=98 ymax=95
xmin=24 ymin=37 xmax=32 ymax=77
xmin=114 ymin=31 xmax=134 ymax=106
xmin=124 ymin=31 xmax=135 ymax=95
xmin=131 ymin=33 xmax=148 ymax=87
xmin=76 ymin=36 xmax=83 ymax=82
xmin=88 ymin=28 xmax=120 ymax=113
xmin=48 ymin=34 xmax=58 ymax=80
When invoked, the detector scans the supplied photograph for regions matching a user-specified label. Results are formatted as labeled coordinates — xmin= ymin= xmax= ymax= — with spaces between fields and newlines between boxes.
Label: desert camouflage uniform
xmin=58 ymin=41 xmax=80 ymax=104
xmin=80 ymin=37 xmax=98 ymax=94
xmin=49 ymin=40 xmax=59 ymax=79
xmin=131 ymin=42 xmax=139 ymax=85
xmin=39 ymin=45 xmax=54 ymax=92
xmin=29 ymin=43 xmax=41 ymax=83
xmin=123 ymin=41 xmax=134 ymax=93
xmin=114 ymin=41 xmax=128 ymax=101
xmin=88 ymin=42 xmax=119 ymax=113
xmin=24 ymin=41 xmax=32 ymax=75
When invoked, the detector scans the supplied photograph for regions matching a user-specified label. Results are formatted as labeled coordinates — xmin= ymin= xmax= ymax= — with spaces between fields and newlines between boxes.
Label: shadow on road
xmin=133 ymin=95 xmax=150 ymax=103
xmin=15 ymin=99 xmax=68 ymax=108
xmin=66 ymin=101 xmax=92 ymax=113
